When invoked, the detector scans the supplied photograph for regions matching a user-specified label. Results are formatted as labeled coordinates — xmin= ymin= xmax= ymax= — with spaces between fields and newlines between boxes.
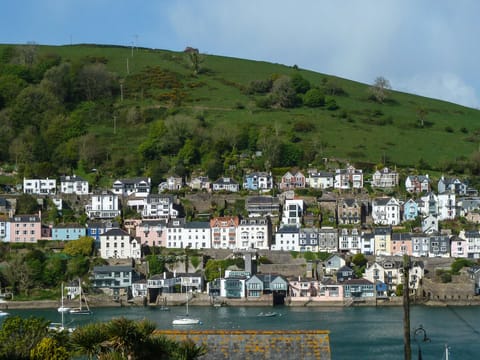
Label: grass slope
xmin=10 ymin=43 xmax=480 ymax=170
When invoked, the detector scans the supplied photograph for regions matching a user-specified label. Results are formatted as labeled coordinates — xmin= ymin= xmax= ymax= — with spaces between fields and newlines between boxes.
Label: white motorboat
xmin=172 ymin=292 xmax=201 ymax=325
xmin=0 ymin=310 xmax=9 ymax=317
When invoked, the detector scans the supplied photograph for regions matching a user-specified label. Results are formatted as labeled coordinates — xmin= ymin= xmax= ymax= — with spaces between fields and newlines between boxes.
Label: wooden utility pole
xmin=403 ymin=254 xmax=411 ymax=360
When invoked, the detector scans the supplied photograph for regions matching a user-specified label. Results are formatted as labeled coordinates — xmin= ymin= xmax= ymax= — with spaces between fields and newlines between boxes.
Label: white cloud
xmin=396 ymin=73 xmax=479 ymax=109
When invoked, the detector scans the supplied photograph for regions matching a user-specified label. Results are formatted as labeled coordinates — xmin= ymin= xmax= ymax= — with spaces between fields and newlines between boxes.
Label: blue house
xmin=51 ymin=223 xmax=86 ymax=241
xmin=403 ymin=199 xmax=419 ymax=221
xmin=86 ymin=220 xmax=119 ymax=247
xmin=243 ymin=172 xmax=273 ymax=191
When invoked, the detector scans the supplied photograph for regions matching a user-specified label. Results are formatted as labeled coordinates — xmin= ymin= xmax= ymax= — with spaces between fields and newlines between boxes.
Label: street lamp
xmin=413 ymin=325 xmax=430 ymax=360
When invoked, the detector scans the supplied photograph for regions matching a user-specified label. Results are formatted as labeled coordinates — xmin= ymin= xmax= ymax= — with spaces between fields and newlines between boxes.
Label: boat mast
xmin=403 ymin=255 xmax=411 ymax=360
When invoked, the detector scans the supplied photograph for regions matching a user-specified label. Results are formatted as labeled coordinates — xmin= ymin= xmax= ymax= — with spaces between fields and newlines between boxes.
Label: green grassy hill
xmin=1 ymin=43 xmax=480 ymax=185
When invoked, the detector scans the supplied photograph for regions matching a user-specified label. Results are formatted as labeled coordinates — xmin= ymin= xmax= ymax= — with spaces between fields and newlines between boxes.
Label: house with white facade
xmin=165 ymin=218 xmax=211 ymax=249
xmin=338 ymin=228 xmax=361 ymax=254
xmin=281 ymin=198 xmax=304 ymax=227
xmin=307 ymin=171 xmax=334 ymax=189
xmin=159 ymin=176 xmax=183 ymax=192
xmin=187 ymin=176 xmax=211 ymax=191
xmin=438 ymin=176 xmax=467 ymax=196
xmin=272 ymin=225 xmax=300 ymax=251
xmin=112 ymin=177 xmax=151 ymax=197
xmin=99 ymin=228 xmax=141 ymax=259
xmin=371 ymin=167 xmax=399 ymax=188
xmin=334 ymin=165 xmax=363 ymax=190
xmin=85 ymin=190 xmax=120 ymax=219
xmin=361 ymin=233 xmax=375 ymax=255
xmin=23 ymin=178 xmax=56 ymax=195
xmin=372 ymin=197 xmax=401 ymax=226
xmin=60 ymin=175 xmax=89 ymax=195
xmin=437 ymin=192 xmax=456 ymax=220
xmin=212 ymin=177 xmax=240 ymax=192
xmin=141 ymin=194 xmax=179 ymax=220
xmin=459 ymin=230 xmax=480 ymax=259
xmin=237 ymin=217 xmax=270 ymax=250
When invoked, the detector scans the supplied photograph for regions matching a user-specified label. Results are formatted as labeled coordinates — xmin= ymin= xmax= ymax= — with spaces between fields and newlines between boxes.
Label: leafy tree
xmin=0 ymin=316 xmax=49 ymax=360
xmin=0 ymin=74 xmax=27 ymax=108
xmin=63 ymin=236 xmax=94 ymax=257
xmin=66 ymin=256 xmax=90 ymax=279
xmin=15 ymin=193 xmax=41 ymax=215
xmin=30 ymin=337 xmax=69 ymax=360
xmin=351 ymin=253 xmax=368 ymax=268
xmin=75 ymin=62 xmax=116 ymax=101
xmin=369 ymin=76 xmax=391 ymax=103
xmin=290 ymin=73 xmax=310 ymax=94
xmin=146 ymin=255 xmax=166 ymax=276
xmin=42 ymin=255 xmax=67 ymax=286
xmin=451 ymin=258 xmax=475 ymax=275
xmin=303 ymin=88 xmax=325 ymax=107
xmin=271 ymin=76 xmax=298 ymax=108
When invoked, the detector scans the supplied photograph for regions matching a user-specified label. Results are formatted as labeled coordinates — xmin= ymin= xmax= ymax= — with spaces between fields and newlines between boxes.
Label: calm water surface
xmin=4 ymin=305 xmax=480 ymax=359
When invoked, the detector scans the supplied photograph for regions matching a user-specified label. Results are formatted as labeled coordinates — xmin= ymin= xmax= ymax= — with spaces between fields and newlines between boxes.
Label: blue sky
xmin=1 ymin=0 xmax=479 ymax=108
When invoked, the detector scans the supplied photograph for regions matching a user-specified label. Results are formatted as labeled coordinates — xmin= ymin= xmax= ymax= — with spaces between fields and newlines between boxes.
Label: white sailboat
xmin=69 ymin=279 xmax=92 ymax=315
xmin=57 ymin=282 xmax=71 ymax=313
xmin=172 ymin=292 xmax=201 ymax=325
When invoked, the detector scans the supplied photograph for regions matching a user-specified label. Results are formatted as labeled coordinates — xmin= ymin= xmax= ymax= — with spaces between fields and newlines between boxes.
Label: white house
xmin=372 ymin=197 xmax=401 ymax=225
xmin=338 ymin=228 xmax=361 ymax=254
xmin=307 ymin=171 xmax=334 ymax=189
xmin=212 ymin=177 xmax=240 ymax=192
xmin=60 ymin=175 xmax=89 ymax=195
xmin=166 ymin=218 xmax=211 ymax=249
xmin=112 ymin=177 xmax=151 ymax=197
xmin=281 ymin=198 xmax=305 ymax=227
xmin=334 ymin=165 xmax=363 ymax=190
xmin=23 ymin=178 xmax=56 ymax=195
xmin=236 ymin=217 xmax=270 ymax=250
xmin=141 ymin=194 xmax=179 ymax=220
xmin=437 ymin=192 xmax=456 ymax=220
xmin=99 ymin=228 xmax=141 ymax=259
xmin=85 ymin=190 xmax=120 ymax=219
xmin=272 ymin=225 xmax=300 ymax=251
xmin=371 ymin=167 xmax=399 ymax=188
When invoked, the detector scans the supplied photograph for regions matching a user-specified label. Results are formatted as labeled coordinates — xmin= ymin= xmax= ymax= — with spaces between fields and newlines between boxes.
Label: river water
xmin=4 ymin=305 xmax=480 ymax=359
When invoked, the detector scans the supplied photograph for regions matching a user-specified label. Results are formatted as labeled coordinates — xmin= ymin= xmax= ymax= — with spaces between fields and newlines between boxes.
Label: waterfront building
xmin=272 ymin=225 xmax=299 ymax=251
xmin=317 ymin=227 xmax=338 ymax=253
xmin=92 ymin=265 xmax=135 ymax=299
xmin=459 ymin=230 xmax=480 ymax=259
xmin=373 ymin=227 xmax=392 ymax=256
xmin=338 ymin=228 xmax=361 ymax=254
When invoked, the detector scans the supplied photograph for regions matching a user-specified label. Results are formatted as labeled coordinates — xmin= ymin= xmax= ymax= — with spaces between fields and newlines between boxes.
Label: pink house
xmin=279 ymin=171 xmax=306 ymax=191
xmin=10 ymin=214 xmax=42 ymax=243
xmin=390 ymin=233 xmax=413 ymax=256
xmin=288 ymin=277 xmax=344 ymax=304
xmin=450 ymin=236 xmax=467 ymax=258
xmin=136 ymin=220 xmax=167 ymax=247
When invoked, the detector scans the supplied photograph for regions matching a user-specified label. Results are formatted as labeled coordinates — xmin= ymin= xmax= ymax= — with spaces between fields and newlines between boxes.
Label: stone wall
xmin=158 ymin=329 xmax=331 ymax=360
